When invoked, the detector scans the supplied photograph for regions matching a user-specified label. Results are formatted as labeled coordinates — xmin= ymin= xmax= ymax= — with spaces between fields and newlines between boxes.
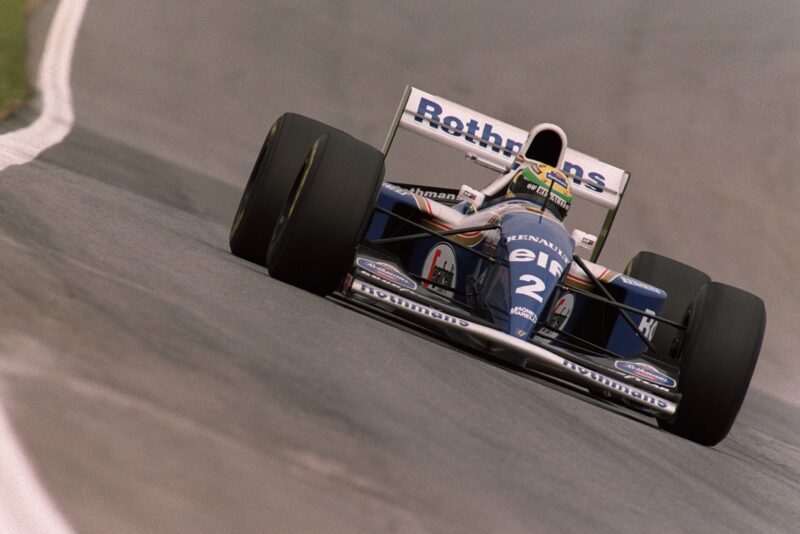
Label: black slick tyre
xmin=229 ymin=113 xmax=343 ymax=265
xmin=266 ymin=131 xmax=385 ymax=295
xmin=659 ymin=282 xmax=766 ymax=445
xmin=625 ymin=251 xmax=710 ymax=361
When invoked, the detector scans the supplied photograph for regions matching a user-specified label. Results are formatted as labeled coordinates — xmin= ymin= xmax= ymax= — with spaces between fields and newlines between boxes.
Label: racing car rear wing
xmin=382 ymin=86 xmax=631 ymax=261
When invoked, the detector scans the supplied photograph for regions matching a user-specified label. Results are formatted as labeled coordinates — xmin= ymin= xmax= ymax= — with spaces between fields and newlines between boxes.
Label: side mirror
xmin=571 ymin=229 xmax=597 ymax=251
xmin=458 ymin=184 xmax=486 ymax=209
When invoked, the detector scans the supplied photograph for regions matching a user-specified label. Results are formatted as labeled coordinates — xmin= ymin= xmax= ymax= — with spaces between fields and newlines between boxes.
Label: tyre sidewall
xmin=267 ymin=132 xmax=385 ymax=294
xmin=661 ymin=282 xmax=766 ymax=445
xmin=230 ymin=113 xmax=341 ymax=265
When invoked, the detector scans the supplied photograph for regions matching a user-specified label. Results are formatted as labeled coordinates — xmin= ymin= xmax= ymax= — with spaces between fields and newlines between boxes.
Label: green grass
xmin=0 ymin=0 xmax=28 ymax=120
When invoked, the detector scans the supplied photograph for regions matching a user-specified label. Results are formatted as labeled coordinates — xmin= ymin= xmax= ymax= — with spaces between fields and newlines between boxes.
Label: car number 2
xmin=515 ymin=274 xmax=546 ymax=303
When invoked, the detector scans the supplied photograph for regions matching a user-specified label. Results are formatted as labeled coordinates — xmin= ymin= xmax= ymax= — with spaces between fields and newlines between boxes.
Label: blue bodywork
xmin=364 ymin=184 xmax=666 ymax=360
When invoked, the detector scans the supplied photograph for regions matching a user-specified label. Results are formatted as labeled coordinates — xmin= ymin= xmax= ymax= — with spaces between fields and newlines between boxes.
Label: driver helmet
xmin=506 ymin=161 xmax=573 ymax=220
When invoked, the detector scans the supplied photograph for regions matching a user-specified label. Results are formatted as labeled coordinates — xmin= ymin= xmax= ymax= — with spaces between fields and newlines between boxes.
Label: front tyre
xmin=266 ymin=131 xmax=385 ymax=295
xmin=658 ymin=282 xmax=766 ymax=445
xmin=229 ymin=113 xmax=344 ymax=265
xmin=625 ymin=251 xmax=710 ymax=362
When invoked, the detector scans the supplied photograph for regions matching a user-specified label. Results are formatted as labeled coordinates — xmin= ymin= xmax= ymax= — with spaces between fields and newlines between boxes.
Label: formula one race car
xmin=229 ymin=87 xmax=766 ymax=446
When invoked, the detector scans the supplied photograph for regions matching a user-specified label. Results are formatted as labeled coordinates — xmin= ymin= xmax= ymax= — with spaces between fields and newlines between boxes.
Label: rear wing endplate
xmin=382 ymin=86 xmax=630 ymax=261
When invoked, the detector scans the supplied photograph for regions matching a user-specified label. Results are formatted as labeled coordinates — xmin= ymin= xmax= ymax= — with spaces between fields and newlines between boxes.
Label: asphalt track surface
xmin=1 ymin=1 xmax=799 ymax=532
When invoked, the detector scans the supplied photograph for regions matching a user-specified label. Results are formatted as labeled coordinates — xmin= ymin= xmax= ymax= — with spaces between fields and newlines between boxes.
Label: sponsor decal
xmin=561 ymin=162 xmax=607 ymax=194
xmin=383 ymin=183 xmax=413 ymax=197
xmin=353 ymin=279 xmax=673 ymax=413
xmin=561 ymin=360 xmax=670 ymax=409
xmin=357 ymin=282 xmax=469 ymax=327
xmin=359 ymin=270 xmax=410 ymax=292
xmin=504 ymin=234 xmax=569 ymax=264
xmin=520 ymin=181 xmax=571 ymax=211
xmin=515 ymin=274 xmax=547 ymax=303
xmin=356 ymin=257 xmax=417 ymax=290
xmin=411 ymin=95 xmax=608 ymax=191
xmin=509 ymin=248 xmax=565 ymax=278
xmin=406 ymin=186 xmax=459 ymax=203
xmin=457 ymin=185 xmax=484 ymax=205
xmin=548 ymin=293 xmax=574 ymax=331
xmin=520 ymin=166 xmax=572 ymax=206
xmin=414 ymin=97 xmax=524 ymax=157
xmin=546 ymin=170 xmax=569 ymax=188
xmin=539 ymin=293 xmax=574 ymax=337
xmin=422 ymin=243 xmax=457 ymax=297
xmin=462 ymin=190 xmax=477 ymax=201
xmin=510 ymin=306 xmax=537 ymax=323
xmin=638 ymin=309 xmax=658 ymax=341
xmin=614 ymin=361 xmax=677 ymax=389
xmin=617 ymin=274 xmax=665 ymax=296
xmin=507 ymin=233 xmax=571 ymax=314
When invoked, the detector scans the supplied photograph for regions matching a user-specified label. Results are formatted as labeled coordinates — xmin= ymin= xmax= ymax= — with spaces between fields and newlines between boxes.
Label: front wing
xmin=346 ymin=277 xmax=678 ymax=417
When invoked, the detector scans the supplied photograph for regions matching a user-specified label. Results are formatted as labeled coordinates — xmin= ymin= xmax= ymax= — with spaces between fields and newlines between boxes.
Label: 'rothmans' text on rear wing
xmin=381 ymin=86 xmax=631 ymax=260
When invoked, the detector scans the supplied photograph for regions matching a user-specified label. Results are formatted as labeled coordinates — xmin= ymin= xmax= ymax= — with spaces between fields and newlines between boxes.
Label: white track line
xmin=0 ymin=0 xmax=88 ymax=532
xmin=0 ymin=405 xmax=75 ymax=534
xmin=0 ymin=0 xmax=88 ymax=173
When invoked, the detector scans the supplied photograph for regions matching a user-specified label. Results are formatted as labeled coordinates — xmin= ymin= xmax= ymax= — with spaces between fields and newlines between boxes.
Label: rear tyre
xmin=266 ymin=131 xmax=385 ymax=295
xmin=625 ymin=251 xmax=709 ymax=361
xmin=229 ymin=113 xmax=344 ymax=265
xmin=658 ymin=282 xmax=766 ymax=445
